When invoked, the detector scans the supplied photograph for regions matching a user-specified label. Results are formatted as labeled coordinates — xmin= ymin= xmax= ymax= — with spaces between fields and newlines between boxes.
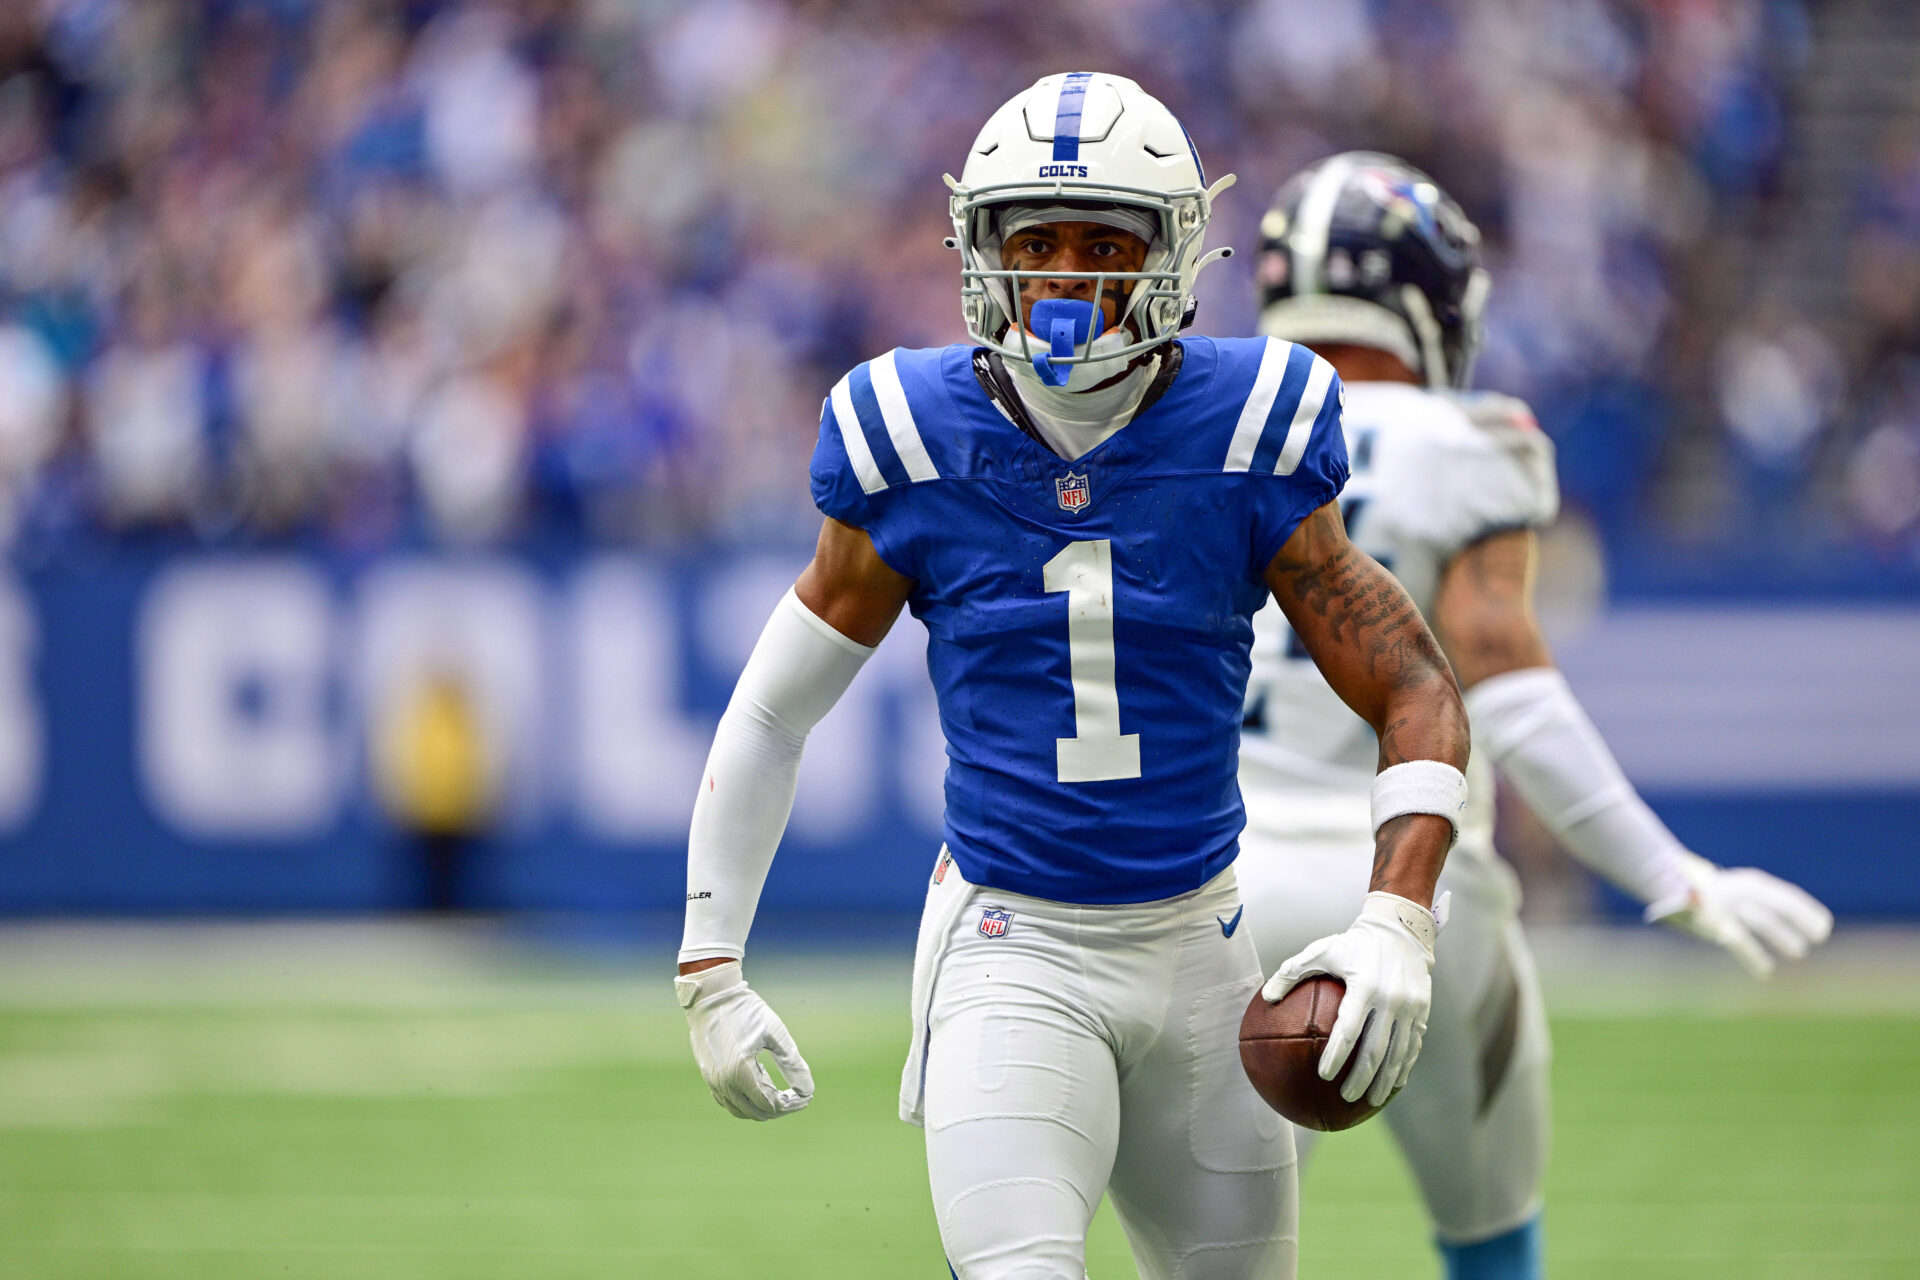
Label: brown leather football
xmin=1239 ymin=976 xmax=1387 ymax=1132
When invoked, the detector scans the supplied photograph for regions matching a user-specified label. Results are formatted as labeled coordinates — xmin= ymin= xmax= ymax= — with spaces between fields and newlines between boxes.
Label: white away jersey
xmin=1239 ymin=383 xmax=1558 ymax=850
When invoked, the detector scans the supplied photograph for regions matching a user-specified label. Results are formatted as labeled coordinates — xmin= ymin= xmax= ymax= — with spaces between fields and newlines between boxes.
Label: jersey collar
xmin=949 ymin=337 xmax=1218 ymax=519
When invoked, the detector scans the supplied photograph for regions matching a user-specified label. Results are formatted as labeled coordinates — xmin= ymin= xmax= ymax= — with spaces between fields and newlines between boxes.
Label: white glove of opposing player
xmin=1644 ymin=851 xmax=1834 ymax=978
xmin=675 ymin=960 xmax=814 ymax=1120
xmin=1262 ymin=891 xmax=1444 ymax=1107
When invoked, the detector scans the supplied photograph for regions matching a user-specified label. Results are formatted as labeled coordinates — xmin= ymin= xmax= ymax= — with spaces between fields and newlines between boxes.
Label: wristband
xmin=1370 ymin=759 xmax=1468 ymax=841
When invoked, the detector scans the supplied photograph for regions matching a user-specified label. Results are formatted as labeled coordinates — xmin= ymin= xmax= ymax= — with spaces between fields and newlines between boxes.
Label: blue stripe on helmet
xmin=1180 ymin=121 xmax=1207 ymax=185
xmin=1052 ymin=71 xmax=1092 ymax=162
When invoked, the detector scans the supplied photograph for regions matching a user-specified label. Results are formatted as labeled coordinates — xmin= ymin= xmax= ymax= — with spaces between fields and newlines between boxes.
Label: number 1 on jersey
xmin=1043 ymin=540 xmax=1142 ymax=783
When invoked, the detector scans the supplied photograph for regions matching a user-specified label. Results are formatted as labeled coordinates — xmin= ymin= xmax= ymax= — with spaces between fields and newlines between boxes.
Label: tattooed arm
xmin=1257 ymin=500 xmax=1473 ymax=1103
xmin=1263 ymin=501 xmax=1470 ymax=905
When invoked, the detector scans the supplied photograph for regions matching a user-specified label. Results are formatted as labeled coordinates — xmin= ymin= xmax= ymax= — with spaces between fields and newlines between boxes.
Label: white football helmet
xmin=946 ymin=72 xmax=1237 ymax=378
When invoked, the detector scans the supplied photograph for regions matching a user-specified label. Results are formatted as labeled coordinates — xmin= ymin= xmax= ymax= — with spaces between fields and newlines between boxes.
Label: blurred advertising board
xmin=0 ymin=549 xmax=1913 ymax=918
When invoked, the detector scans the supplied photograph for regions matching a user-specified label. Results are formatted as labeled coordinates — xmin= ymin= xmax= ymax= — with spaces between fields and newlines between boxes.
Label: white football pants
xmin=1234 ymin=813 xmax=1552 ymax=1245
xmin=903 ymin=851 xmax=1297 ymax=1280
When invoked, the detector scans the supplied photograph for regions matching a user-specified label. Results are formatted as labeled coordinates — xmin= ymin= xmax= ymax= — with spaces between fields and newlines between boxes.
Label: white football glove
xmin=675 ymin=960 xmax=814 ymax=1120
xmin=1262 ymin=891 xmax=1445 ymax=1107
xmin=1644 ymin=851 xmax=1834 ymax=979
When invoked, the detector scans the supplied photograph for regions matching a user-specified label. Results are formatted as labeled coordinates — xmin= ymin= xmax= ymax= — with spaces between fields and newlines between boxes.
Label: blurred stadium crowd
xmin=0 ymin=0 xmax=1916 ymax=584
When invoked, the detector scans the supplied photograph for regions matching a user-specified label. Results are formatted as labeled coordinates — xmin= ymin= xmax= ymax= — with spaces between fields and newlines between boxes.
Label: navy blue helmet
xmin=1255 ymin=152 xmax=1488 ymax=388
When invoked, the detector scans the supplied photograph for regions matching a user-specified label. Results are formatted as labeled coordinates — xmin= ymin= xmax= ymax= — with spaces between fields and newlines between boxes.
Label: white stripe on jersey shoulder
xmin=1223 ymin=337 xmax=1292 ymax=473
xmin=869 ymin=349 xmax=940 ymax=483
xmin=828 ymin=376 xmax=887 ymax=495
xmin=1274 ymin=353 xmax=1336 ymax=476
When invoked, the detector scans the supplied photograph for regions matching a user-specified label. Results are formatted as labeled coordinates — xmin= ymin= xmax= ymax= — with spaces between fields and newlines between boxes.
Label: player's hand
xmin=1262 ymin=891 xmax=1442 ymax=1107
xmin=1645 ymin=851 xmax=1833 ymax=978
xmin=675 ymin=960 xmax=814 ymax=1120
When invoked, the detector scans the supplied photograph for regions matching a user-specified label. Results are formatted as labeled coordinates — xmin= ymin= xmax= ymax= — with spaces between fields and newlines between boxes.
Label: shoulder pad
xmin=824 ymin=349 xmax=943 ymax=496
xmin=1421 ymin=389 xmax=1560 ymax=539
xmin=1451 ymin=390 xmax=1540 ymax=436
xmin=1447 ymin=389 xmax=1555 ymax=491
xmin=1222 ymin=338 xmax=1342 ymax=477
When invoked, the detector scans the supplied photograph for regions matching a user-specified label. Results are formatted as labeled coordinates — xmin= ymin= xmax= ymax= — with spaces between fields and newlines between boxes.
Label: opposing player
xmin=675 ymin=80 xmax=1472 ymax=1279
xmin=1239 ymin=153 xmax=1835 ymax=1280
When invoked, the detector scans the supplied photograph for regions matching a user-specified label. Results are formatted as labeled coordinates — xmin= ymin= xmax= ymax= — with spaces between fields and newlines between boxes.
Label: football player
xmin=1237 ymin=152 xmax=1836 ymax=1280
xmin=677 ymin=79 xmax=1473 ymax=1280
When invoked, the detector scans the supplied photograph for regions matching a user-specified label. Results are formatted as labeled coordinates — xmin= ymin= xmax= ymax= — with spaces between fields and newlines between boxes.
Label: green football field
xmin=0 ymin=925 xmax=1915 ymax=1279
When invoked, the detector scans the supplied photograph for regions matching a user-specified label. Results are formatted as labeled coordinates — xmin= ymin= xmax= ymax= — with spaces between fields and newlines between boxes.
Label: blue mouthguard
xmin=1027 ymin=299 xmax=1105 ymax=387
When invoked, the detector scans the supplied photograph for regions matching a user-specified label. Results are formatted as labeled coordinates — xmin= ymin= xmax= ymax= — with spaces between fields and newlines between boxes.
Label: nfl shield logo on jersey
xmin=978 ymin=908 xmax=1012 ymax=938
xmin=1055 ymin=471 xmax=1090 ymax=514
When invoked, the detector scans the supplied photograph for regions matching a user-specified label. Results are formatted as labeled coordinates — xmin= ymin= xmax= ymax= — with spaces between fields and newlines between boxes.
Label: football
xmin=1239 ymin=976 xmax=1388 ymax=1132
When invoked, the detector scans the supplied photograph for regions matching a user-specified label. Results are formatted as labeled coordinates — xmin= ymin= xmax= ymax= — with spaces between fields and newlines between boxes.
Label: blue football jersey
xmin=810 ymin=336 xmax=1348 ymax=905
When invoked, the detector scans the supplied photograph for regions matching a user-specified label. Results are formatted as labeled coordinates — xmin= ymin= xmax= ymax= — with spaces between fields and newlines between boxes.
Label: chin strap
xmin=972 ymin=349 xmax=1048 ymax=445
xmin=1132 ymin=340 xmax=1185 ymax=415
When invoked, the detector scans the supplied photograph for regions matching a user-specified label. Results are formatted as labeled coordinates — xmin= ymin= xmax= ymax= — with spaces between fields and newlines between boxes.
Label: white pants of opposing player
xmin=904 ymin=852 xmax=1297 ymax=1279
xmin=1234 ymin=798 xmax=1552 ymax=1246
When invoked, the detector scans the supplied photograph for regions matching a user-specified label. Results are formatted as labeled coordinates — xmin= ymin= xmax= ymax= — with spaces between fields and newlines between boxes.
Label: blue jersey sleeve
xmin=808 ymin=393 xmax=875 ymax=527
xmin=1245 ymin=355 xmax=1350 ymax=575
xmin=807 ymin=353 xmax=942 ymax=580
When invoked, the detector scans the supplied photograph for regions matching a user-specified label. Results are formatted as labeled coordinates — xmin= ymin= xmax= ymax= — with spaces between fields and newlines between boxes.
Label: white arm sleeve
xmin=679 ymin=588 xmax=876 ymax=964
xmin=1464 ymin=666 xmax=1692 ymax=909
